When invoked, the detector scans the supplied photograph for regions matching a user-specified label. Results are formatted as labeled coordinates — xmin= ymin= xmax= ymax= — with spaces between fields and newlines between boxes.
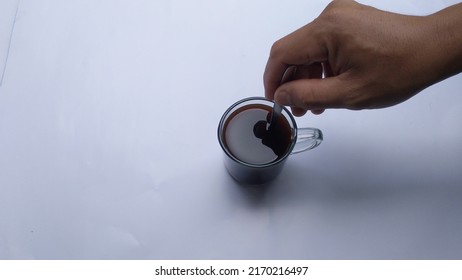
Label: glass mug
xmin=217 ymin=97 xmax=323 ymax=185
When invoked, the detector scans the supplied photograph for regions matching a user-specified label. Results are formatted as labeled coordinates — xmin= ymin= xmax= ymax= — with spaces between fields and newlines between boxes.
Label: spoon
xmin=267 ymin=66 xmax=296 ymax=131
xmin=253 ymin=66 xmax=297 ymax=140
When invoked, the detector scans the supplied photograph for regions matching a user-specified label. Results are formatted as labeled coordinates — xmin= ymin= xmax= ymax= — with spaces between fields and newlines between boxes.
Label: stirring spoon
xmin=268 ymin=66 xmax=296 ymax=131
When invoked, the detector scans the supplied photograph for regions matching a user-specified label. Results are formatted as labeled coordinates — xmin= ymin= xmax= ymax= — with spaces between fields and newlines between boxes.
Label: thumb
xmin=274 ymin=77 xmax=348 ymax=110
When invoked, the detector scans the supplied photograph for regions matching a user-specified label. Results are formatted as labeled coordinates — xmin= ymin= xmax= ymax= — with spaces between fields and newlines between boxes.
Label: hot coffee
xmin=222 ymin=104 xmax=293 ymax=165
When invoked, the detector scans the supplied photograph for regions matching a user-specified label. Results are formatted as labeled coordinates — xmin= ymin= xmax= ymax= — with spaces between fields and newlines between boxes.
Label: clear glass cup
xmin=218 ymin=97 xmax=323 ymax=185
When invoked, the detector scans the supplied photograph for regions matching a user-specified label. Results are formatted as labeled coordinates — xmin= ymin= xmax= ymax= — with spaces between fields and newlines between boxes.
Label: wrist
xmin=423 ymin=4 xmax=462 ymax=86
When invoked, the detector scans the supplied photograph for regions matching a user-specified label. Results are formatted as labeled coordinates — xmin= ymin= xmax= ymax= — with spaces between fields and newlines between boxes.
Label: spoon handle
xmin=268 ymin=103 xmax=283 ymax=130
xmin=268 ymin=66 xmax=296 ymax=129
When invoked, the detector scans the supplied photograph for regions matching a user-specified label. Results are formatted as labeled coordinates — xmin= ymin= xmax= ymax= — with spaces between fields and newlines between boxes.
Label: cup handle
xmin=291 ymin=128 xmax=323 ymax=154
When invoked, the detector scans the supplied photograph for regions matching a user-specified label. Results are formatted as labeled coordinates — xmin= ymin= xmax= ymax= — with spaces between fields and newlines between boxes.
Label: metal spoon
xmin=267 ymin=66 xmax=296 ymax=131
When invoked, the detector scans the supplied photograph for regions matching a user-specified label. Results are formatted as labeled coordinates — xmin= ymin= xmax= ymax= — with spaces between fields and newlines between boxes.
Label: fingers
xmin=274 ymin=76 xmax=347 ymax=111
xmin=293 ymin=63 xmax=323 ymax=80
xmin=311 ymin=109 xmax=325 ymax=115
xmin=266 ymin=64 xmax=323 ymax=117
xmin=287 ymin=64 xmax=324 ymax=116
xmin=290 ymin=107 xmax=324 ymax=116
xmin=290 ymin=107 xmax=308 ymax=116
xmin=264 ymin=58 xmax=288 ymax=101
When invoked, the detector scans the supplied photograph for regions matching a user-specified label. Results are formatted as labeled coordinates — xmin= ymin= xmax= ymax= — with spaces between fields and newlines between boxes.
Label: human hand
xmin=264 ymin=0 xmax=462 ymax=116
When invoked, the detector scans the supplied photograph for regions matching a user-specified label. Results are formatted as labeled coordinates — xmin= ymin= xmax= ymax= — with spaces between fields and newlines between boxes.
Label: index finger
xmin=263 ymin=51 xmax=289 ymax=100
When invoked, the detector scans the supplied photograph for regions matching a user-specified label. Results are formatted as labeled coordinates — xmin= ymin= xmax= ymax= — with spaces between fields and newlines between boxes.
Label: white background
xmin=0 ymin=0 xmax=461 ymax=259
xmin=1 ymin=260 xmax=462 ymax=280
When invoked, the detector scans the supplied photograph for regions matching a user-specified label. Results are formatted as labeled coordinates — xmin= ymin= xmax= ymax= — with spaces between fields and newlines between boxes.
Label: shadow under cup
xmin=218 ymin=97 xmax=323 ymax=185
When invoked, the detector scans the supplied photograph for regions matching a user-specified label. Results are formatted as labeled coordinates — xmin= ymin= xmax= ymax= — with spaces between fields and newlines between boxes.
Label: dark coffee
xmin=222 ymin=104 xmax=293 ymax=165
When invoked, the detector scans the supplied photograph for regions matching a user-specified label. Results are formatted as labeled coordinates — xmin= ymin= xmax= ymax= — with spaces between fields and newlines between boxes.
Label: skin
xmin=264 ymin=0 xmax=462 ymax=116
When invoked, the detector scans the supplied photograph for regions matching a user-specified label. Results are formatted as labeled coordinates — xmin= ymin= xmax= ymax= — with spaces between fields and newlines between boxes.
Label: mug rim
xmin=217 ymin=97 xmax=298 ymax=168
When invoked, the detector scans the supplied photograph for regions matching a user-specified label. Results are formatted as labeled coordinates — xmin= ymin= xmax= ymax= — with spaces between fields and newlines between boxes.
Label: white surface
xmin=0 ymin=0 xmax=19 ymax=85
xmin=0 ymin=0 xmax=461 ymax=259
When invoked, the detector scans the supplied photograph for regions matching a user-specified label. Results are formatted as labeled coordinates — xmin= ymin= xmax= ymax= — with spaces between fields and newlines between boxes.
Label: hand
xmin=264 ymin=0 xmax=462 ymax=116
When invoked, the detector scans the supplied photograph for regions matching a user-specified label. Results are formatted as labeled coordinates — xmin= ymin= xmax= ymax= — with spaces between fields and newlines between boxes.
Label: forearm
xmin=425 ymin=3 xmax=462 ymax=85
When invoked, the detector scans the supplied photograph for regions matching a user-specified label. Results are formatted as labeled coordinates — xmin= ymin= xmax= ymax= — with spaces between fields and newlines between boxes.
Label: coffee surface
xmin=223 ymin=104 xmax=293 ymax=165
